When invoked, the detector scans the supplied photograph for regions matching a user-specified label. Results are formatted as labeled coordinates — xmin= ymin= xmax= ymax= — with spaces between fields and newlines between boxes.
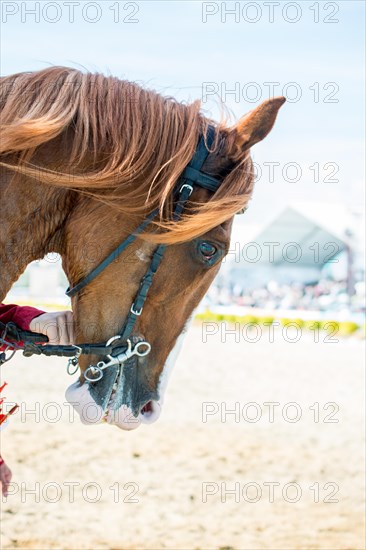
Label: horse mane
xmin=0 ymin=66 xmax=253 ymax=244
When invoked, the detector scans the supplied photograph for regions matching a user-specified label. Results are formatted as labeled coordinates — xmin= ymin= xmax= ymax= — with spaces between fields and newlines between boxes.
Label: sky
xmin=1 ymin=0 xmax=365 ymax=235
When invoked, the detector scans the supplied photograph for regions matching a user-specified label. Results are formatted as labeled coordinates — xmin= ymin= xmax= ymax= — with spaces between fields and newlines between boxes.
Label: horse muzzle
xmin=65 ymin=340 xmax=162 ymax=430
xmin=65 ymin=379 xmax=162 ymax=429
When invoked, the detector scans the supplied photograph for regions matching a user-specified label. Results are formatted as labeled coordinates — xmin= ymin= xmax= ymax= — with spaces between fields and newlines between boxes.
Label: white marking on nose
xmin=157 ymin=316 xmax=193 ymax=404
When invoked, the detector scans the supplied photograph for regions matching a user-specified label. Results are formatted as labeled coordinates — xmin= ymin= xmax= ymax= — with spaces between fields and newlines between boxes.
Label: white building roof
xmin=229 ymin=201 xmax=364 ymax=268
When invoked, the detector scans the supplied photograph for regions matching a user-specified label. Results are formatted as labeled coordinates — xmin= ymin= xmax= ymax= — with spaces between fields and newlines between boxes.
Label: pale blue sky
xmin=1 ymin=0 xmax=365 ymax=224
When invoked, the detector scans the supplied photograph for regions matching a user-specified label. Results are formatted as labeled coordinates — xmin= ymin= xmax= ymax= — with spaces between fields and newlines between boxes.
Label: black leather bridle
xmin=1 ymin=126 xmax=223 ymax=376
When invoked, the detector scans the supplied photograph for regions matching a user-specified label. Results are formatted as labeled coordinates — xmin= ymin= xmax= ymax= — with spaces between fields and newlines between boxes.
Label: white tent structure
xmin=223 ymin=202 xmax=363 ymax=288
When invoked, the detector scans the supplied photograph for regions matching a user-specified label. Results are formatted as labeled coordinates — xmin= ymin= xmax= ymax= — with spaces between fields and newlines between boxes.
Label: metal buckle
xmin=130 ymin=303 xmax=142 ymax=316
xmin=179 ymin=183 xmax=193 ymax=196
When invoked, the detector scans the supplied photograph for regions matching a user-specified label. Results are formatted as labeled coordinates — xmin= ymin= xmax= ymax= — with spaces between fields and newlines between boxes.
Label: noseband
xmin=1 ymin=126 xmax=223 ymax=377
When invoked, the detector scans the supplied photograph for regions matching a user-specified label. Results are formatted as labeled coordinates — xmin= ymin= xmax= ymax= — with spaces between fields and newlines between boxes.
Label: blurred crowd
xmin=207 ymin=279 xmax=366 ymax=314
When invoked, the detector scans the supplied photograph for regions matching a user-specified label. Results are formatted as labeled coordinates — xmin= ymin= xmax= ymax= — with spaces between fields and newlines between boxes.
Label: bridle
xmin=1 ymin=126 xmax=224 ymax=378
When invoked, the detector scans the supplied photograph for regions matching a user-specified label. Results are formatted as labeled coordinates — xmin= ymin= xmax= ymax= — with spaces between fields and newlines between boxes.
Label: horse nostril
xmin=141 ymin=401 xmax=153 ymax=415
xmin=139 ymin=400 xmax=161 ymax=424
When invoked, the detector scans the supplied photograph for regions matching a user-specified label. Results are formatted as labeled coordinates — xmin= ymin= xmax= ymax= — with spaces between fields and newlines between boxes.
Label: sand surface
xmin=0 ymin=325 xmax=365 ymax=550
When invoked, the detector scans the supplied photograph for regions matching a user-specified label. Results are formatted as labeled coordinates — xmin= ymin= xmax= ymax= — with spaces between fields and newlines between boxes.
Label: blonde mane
xmin=0 ymin=66 xmax=253 ymax=243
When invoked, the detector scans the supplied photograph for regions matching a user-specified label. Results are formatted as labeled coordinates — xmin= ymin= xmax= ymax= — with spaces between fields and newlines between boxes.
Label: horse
xmin=0 ymin=67 xmax=285 ymax=430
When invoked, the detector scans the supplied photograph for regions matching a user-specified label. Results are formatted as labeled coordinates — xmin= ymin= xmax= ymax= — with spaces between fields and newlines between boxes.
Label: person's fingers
xmin=65 ymin=311 xmax=74 ymax=344
xmin=44 ymin=319 xmax=59 ymax=344
xmin=58 ymin=312 xmax=74 ymax=345
xmin=56 ymin=316 xmax=64 ymax=345
xmin=57 ymin=314 xmax=69 ymax=345
xmin=30 ymin=311 xmax=74 ymax=344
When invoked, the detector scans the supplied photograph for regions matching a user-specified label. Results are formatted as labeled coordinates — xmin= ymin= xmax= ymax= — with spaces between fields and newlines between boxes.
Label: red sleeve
xmin=0 ymin=304 xmax=44 ymax=331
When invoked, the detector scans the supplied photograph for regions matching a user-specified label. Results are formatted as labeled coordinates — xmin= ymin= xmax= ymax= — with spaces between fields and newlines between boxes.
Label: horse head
xmin=0 ymin=68 xmax=285 ymax=429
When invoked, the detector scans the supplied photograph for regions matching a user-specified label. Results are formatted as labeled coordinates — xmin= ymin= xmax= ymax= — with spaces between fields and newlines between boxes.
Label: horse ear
xmin=231 ymin=96 xmax=286 ymax=151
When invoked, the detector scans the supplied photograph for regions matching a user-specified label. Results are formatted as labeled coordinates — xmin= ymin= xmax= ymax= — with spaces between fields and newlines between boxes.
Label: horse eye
xmin=199 ymin=241 xmax=218 ymax=259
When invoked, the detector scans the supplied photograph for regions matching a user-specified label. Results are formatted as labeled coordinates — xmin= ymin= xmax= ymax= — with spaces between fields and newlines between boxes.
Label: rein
xmin=1 ymin=126 xmax=223 ymax=378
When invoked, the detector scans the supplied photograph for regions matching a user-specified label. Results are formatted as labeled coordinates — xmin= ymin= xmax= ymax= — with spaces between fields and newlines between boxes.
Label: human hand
xmin=29 ymin=310 xmax=74 ymax=345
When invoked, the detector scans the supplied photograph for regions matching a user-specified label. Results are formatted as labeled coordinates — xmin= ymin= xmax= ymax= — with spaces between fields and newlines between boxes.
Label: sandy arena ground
xmin=0 ymin=324 xmax=365 ymax=550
